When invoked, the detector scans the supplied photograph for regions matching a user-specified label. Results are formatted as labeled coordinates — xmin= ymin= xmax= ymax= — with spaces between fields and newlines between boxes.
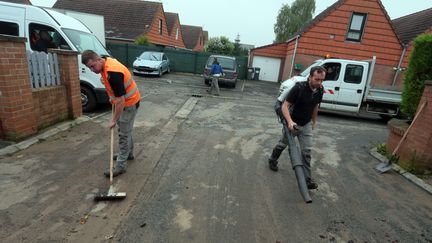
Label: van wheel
xmin=81 ymin=86 xmax=97 ymax=112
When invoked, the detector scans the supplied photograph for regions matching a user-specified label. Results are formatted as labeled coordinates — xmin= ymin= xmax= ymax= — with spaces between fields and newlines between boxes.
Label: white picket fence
xmin=26 ymin=51 xmax=61 ymax=89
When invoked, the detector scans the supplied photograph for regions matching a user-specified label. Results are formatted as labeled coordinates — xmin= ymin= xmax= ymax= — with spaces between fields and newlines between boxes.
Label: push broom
xmin=95 ymin=104 xmax=126 ymax=201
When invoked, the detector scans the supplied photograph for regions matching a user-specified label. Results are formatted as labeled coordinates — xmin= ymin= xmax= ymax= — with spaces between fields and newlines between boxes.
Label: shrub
xmin=135 ymin=35 xmax=149 ymax=45
xmin=376 ymin=143 xmax=387 ymax=156
xmin=401 ymin=33 xmax=432 ymax=118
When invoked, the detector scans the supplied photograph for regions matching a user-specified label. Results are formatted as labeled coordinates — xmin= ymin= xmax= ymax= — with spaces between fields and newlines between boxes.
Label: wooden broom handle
xmin=110 ymin=104 xmax=115 ymax=183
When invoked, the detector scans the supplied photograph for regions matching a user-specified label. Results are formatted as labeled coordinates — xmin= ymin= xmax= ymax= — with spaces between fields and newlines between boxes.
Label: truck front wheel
xmin=81 ymin=86 xmax=97 ymax=112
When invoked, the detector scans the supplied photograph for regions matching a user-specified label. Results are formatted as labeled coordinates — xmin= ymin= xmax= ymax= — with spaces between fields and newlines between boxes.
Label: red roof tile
xmin=54 ymin=0 xmax=162 ymax=40
xmin=165 ymin=12 xmax=178 ymax=35
xmin=392 ymin=7 xmax=432 ymax=44
xmin=181 ymin=24 xmax=203 ymax=50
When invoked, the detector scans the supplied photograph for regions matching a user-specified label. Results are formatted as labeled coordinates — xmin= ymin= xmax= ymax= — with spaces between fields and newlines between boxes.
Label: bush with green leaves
xmin=135 ymin=34 xmax=149 ymax=46
xmin=401 ymin=33 xmax=432 ymax=118
xmin=205 ymin=36 xmax=234 ymax=55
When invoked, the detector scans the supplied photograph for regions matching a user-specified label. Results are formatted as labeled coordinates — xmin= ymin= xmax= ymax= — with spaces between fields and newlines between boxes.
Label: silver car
xmin=133 ymin=51 xmax=170 ymax=77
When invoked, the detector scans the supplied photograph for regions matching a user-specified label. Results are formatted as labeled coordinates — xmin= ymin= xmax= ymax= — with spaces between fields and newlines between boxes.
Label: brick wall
xmin=52 ymin=49 xmax=82 ymax=119
xmin=0 ymin=36 xmax=37 ymax=140
xmin=387 ymin=81 xmax=432 ymax=171
xmin=32 ymin=87 xmax=69 ymax=129
xmin=298 ymin=0 xmax=402 ymax=67
xmin=0 ymin=35 xmax=82 ymax=141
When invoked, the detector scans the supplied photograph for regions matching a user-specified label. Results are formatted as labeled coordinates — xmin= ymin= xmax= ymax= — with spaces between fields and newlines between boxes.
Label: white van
xmin=0 ymin=1 xmax=108 ymax=112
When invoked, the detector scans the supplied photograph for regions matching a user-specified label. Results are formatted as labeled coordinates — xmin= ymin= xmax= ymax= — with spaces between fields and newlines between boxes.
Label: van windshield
xmin=300 ymin=60 xmax=321 ymax=77
xmin=62 ymin=28 xmax=109 ymax=56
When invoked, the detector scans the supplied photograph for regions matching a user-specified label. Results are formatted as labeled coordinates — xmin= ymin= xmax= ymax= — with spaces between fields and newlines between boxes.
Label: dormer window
xmin=175 ymin=28 xmax=179 ymax=40
xmin=158 ymin=19 xmax=163 ymax=35
xmin=346 ymin=12 xmax=367 ymax=42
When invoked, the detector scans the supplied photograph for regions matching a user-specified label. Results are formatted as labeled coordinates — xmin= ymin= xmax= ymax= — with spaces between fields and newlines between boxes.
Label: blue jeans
xmin=116 ymin=104 xmax=138 ymax=170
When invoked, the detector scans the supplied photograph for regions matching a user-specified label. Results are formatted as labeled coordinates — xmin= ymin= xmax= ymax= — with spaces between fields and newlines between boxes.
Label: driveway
xmin=0 ymin=73 xmax=431 ymax=242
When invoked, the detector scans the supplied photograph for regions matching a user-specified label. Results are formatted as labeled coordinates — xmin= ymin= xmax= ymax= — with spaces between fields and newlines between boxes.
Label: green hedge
xmin=401 ymin=33 xmax=432 ymax=118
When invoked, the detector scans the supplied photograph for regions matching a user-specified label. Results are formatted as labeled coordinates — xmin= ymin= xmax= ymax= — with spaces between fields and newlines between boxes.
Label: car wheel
xmin=167 ymin=66 xmax=170 ymax=73
xmin=158 ymin=68 xmax=162 ymax=77
xmin=229 ymin=81 xmax=237 ymax=88
xmin=81 ymin=86 xmax=97 ymax=112
xmin=204 ymin=79 xmax=210 ymax=86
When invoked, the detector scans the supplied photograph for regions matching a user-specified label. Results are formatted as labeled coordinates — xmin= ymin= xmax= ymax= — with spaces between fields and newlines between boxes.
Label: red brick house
xmin=392 ymin=7 xmax=432 ymax=68
xmin=165 ymin=12 xmax=186 ymax=49
xmin=54 ymin=0 xmax=174 ymax=47
xmin=181 ymin=25 xmax=207 ymax=52
xmin=250 ymin=0 xmax=404 ymax=86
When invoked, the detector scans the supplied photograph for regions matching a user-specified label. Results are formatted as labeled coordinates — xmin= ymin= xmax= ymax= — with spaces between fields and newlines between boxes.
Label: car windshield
xmin=207 ymin=57 xmax=235 ymax=70
xmin=299 ymin=60 xmax=323 ymax=77
xmin=62 ymin=28 xmax=109 ymax=56
xmin=139 ymin=52 xmax=161 ymax=61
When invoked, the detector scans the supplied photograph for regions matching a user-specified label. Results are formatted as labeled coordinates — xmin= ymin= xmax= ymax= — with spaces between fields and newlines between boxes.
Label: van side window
xmin=0 ymin=21 xmax=19 ymax=36
xmin=323 ymin=63 xmax=341 ymax=81
xmin=29 ymin=23 xmax=71 ymax=52
xmin=344 ymin=64 xmax=364 ymax=84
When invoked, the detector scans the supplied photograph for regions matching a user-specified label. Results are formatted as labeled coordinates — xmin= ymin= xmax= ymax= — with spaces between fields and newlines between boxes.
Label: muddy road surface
xmin=1 ymin=73 xmax=431 ymax=242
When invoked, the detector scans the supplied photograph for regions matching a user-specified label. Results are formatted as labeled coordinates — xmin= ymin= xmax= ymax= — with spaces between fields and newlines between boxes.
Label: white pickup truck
xmin=288 ymin=56 xmax=402 ymax=119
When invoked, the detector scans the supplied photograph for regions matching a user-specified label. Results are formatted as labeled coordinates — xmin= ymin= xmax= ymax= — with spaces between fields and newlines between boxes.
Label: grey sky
xmin=32 ymin=0 xmax=431 ymax=47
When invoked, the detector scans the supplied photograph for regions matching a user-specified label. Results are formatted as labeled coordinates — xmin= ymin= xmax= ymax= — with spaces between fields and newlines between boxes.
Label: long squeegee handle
xmin=110 ymin=104 xmax=115 ymax=184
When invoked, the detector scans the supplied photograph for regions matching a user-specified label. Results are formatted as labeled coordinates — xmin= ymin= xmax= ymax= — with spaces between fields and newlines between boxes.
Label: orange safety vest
xmin=101 ymin=57 xmax=140 ymax=107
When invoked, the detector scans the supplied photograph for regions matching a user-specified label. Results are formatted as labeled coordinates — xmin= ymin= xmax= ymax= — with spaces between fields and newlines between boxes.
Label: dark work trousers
xmin=116 ymin=104 xmax=138 ymax=171
xmin=269 ymin=121 xmax=313 ymax=180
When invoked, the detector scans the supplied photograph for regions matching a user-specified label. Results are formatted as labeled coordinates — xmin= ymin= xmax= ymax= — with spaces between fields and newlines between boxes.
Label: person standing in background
xmin=207 ymin=57 xmax=224 ymax=96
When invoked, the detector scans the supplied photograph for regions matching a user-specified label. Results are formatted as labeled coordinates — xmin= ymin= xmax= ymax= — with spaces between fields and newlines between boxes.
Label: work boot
xmin=268 ymin=159 xmax=279 ymax=172
xmin=113 ymin=154 xmax=135 ymax=161
xmin=307 ymin=178 xmax=318 ymax=189
xmin=104 ymin=167 xmax=126 ymax=178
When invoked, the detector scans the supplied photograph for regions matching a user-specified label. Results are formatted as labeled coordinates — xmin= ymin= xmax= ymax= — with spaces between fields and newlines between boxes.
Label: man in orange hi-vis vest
xmin=82 ymin=50 xmax=141 ymax=177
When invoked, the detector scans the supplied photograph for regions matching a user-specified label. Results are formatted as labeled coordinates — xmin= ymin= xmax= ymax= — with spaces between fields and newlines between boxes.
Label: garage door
xmin=252 ymin=56 xmax=281 ymax=82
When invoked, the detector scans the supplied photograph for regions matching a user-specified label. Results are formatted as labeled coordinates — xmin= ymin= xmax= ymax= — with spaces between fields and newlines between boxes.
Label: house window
xmin=346 ymin=12 xmax=367 ymax=42
xmin=158 ymin=19 xmax=163 ymax=35
xmin=175 ymin=28 xmax=179 ymax=40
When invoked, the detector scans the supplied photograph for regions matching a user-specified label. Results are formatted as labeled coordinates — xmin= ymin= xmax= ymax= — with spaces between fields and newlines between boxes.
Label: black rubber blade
xmin=94 ymin=192 xmax=126 ymax=201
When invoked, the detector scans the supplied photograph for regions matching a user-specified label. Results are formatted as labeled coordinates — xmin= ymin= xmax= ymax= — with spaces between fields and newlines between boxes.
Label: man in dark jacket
xmin=268 ymin=66 xmax=325 ymax=190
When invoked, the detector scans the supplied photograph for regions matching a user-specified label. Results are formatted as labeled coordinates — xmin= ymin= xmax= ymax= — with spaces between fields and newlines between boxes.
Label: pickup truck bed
xmin=366 ymin=85 xmax=402 ymax=105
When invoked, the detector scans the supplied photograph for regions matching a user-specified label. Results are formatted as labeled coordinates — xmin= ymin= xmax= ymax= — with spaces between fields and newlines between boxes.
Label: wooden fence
xmin=26 ymin=51 xmax=61 ymax=88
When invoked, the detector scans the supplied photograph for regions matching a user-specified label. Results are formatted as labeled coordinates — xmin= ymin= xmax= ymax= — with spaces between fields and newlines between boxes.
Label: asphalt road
xmin=0 ymin=73 xmax=431 ymax=242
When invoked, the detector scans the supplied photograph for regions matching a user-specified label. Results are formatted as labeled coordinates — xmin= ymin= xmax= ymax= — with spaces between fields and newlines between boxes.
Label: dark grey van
xmin=203 ymin=55 xmax=238 ymax=88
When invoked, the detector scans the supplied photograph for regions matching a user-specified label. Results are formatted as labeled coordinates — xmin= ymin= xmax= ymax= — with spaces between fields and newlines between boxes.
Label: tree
xmin=134 ymin=34 xmax=149 ymax=45
xmin=205 ymin=36 xmax=234 ymax=55
xmin=401 ymin=33 xmax=432 ymax=118
xmin=274 ymin=0 xmax=315 ymax=43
